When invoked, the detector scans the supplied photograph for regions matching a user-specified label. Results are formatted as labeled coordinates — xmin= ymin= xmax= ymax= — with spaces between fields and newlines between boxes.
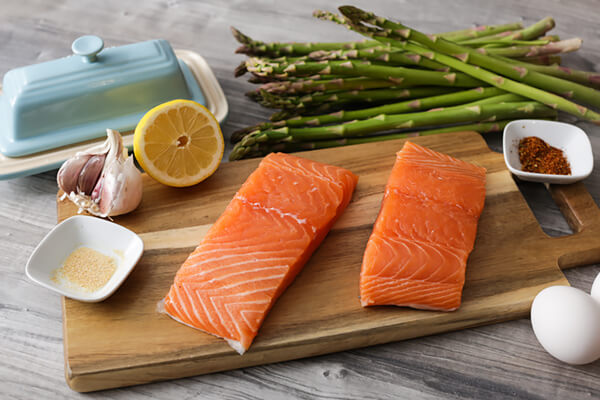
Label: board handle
xmin=548 ymin=182 xmax=600 ymax=270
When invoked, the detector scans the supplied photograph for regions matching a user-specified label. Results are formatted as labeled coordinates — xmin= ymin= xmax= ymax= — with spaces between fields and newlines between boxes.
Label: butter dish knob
xmin=71 ymin=35 xmax=104 ymax=63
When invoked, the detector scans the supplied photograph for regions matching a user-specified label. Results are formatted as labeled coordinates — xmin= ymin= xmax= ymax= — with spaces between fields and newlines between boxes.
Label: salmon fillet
xmin=161 ymin=153 xmax=358 ymax=354
xmin=360 ymin=142 xmax=486 ymax=311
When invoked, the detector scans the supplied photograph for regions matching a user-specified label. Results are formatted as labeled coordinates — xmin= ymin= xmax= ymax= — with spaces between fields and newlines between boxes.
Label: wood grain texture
xmin=56 ymin=131 xmax=600 ymax=392
xmin=1 ymin=0 xmax=600 ymax=398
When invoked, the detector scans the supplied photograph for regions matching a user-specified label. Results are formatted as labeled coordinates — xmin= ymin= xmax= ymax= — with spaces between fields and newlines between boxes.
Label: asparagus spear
xmin=266 ymin=98 xmax=415 ymax=121
xmin=248 ymin=75 xmax=283 ymax=84
xmin=336 ymin=6 xmax=600 ymax=123
xmin=483 ymin=38 xmax=582 ymax=58
xmin=310 ymin=47 xmax=451 ymax=70
xmin=255 ymin=86 xmax=458 ymax=109
xmin=307 ymin=47 xmax=452 ymax=71
xmin=232 ymin=27 xmax=381 ymax=56
xmin=495 ymin=55 xmax=600 ymax=88
xmin=465 ymin=39 xmax=552 ymax=48
xmin=230 ymin=120 xmax=515 ymax=160
xmin=233 ymin=101 xmax=556 ymax=152
xmin=458 ymin=17 xmax=555 ymax=45
xmin=269 ymin=104 xmax=346 ymax=121
xmin=245 ymin=72 xmax=339 ymax=83
xmin=439 ymin=22 xmax=524 ymax=42
xmin=254 ymin=49 xmax=449 ymax=72
xmin=264 ymin=92 xmax=515 ymax=121
xmin=232 ymin=22 xmax=523 ymax=57
xmin=230 ymin=100 xmax=556 ymax=160
xmin=311 ymin=10 xmax=564 ymax=60
xmin=231 ymin=87 xmax=508 ymax=142
xmin=258 ymin=77 xmax=409 ymax=95
xmin=245 ymin=58 xmax=484 ymax=87
xmin=305 ymin=45 xmax=567 ymax=74
xmin=539 ymin=35 xmax=561 ymax=42
xmin=514 ymin=55 xmax=561 ymax=65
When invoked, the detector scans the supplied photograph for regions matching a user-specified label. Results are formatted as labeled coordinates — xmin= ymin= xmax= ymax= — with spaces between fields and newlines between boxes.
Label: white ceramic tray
xmin=0 ymin=49 xmax=228 ymax=180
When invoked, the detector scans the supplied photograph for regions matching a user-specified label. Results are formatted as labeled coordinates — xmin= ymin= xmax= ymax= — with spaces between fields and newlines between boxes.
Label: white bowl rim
xmin=25 ymin=215 xmax=144 ymax=302
xmin=502 ymin=119 xmax=593 ymax=182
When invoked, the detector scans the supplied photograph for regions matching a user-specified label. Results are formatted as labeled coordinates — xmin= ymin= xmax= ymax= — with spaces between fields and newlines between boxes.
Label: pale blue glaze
xmin=0 ymin=36 xmax=206 ymax=157
xmin=71 ymin=36 xmax=104 ymax=63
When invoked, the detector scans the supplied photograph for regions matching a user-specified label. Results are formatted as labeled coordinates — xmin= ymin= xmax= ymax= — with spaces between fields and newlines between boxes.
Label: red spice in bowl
xmin=518 ymin=136 xmax=571 ymax=175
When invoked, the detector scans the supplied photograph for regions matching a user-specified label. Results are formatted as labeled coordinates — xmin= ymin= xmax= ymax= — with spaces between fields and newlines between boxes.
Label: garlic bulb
xmin=57 ymin=129 xmax=143 ymax=217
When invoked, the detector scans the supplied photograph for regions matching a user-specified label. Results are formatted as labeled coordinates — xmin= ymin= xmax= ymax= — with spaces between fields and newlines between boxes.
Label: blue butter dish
xmin=0 ymin=36 xmax=213 ymax=157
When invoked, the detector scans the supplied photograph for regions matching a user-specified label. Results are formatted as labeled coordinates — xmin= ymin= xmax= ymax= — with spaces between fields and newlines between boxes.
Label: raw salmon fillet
xmin=360 ymin=141 xmax=486 ymax=311
xmin=161 ymin=153 xmax=358 ymax=354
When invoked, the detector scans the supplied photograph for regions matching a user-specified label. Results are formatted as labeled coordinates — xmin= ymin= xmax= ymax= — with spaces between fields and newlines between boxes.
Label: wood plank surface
xmin=2 ymin=0 xmax=600 ymax=399
xmin=56 ymin=131 xmax=600 ymax=392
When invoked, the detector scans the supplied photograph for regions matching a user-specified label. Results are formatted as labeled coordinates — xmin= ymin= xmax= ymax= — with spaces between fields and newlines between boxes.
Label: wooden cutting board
xmin=56 ymin=131 xmax=600 ymax=392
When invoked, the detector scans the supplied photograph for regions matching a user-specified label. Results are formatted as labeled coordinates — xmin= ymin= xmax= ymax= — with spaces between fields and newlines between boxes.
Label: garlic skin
xmin=57 ymin=129 xmax=143 ymax=217
xmin=57 ymin=153 xmax=91 ymax=194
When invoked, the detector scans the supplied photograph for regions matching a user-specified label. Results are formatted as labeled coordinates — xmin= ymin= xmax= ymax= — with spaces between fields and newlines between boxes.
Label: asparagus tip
xmin=234 ymin=61 xmax=248 ymax=77
xmin=230 ymin=26 xmax=253 ymax=45
xmin=235 ymin=45 xmax=251 ymax=54
xmin=338 ymin=5 xmax=364 ymax=22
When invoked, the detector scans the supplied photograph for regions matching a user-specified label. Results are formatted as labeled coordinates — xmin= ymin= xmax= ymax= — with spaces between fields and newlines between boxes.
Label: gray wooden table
xmin=1 ymin=0 xmax=599 ymax=398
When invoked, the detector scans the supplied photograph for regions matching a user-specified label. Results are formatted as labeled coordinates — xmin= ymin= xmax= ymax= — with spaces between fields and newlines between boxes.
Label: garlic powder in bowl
xmin=51 ymin=247 xmax=117 ymax=293
xmin=26 ymin=215 xmax=144 ymax=302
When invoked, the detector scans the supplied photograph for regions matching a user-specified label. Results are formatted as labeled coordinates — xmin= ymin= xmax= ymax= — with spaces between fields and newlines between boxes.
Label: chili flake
xmin=518 ymin=136 xmax=571 ymax=175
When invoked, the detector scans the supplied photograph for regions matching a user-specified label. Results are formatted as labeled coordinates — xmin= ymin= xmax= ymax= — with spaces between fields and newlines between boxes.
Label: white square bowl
xmin=25 ymin=215 xmax=144 ymax=302
xmin=503 ymin=120 xmax=594 ymax=184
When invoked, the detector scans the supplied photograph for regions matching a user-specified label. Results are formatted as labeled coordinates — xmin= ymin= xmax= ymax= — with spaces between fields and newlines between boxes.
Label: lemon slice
xmin=133 ymin=99 xmax=224 ymax=187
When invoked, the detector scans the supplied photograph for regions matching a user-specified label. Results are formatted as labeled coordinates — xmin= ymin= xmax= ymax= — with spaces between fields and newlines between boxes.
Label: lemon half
xmin=133 ymin=100 xmax=224 ymax=187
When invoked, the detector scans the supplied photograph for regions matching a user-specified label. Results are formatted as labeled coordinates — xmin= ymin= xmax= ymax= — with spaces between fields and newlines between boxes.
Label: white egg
xmin=530 ymin=285 xmax=600 ymax=365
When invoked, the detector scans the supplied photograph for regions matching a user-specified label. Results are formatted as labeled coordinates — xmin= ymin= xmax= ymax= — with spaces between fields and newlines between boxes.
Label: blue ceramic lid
xmin=0 ymin=36 xmax=206 ymax=157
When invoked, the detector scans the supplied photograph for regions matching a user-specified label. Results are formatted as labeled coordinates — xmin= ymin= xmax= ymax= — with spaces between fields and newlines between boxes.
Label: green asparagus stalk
xmin=245 ymin=58 xmax=484 ymax=87
xmin=308 ymin=47 xmax=450 ymax=71
xmin=483 ymin=38 xmax=582 ymax=57
xmin=439 ymin=22 xmax=524 ymax=42
xmin=253 ymin=49 xmax=449 ymax=72
xmin=495 ymin=55 xmax=600 ymax=88
xmin=233 ymin=101 xmax=556 ymax=150
xmin=539 ymin=35 xmax=561 ymax=42
xmin=254 ymin=54 xmax=395 ymax=67
xmin=258 ymin=77 xmax=409 ymax=95
xmin=469 ymin=39 xmax=552 ymax=48
xmin=306 ymin=47 xmax=453 ymax=71
xmin=232 ymin=22 xmax=523 ymax=57
xmin=336 ymin=6 xmax=600 ymax=123
xmin=230 ymin=120 xmax=515 ymax=160
xmin=269 ymin=104 xmax=347 ymax=121
xmin=255 ymin=86 xmax=458 ymax=109
xmin=458 ymin=17 xmax=555 ymax=45
xmin=311 ymin=11 xmax=563 ymax=60
xmin=319 ymin=8 xmax=600 ymax=111
xmin=267 ymin=98 xmax=421 ymax=121
xmin=305 ymin=45 xmax=565 ymax=73
xmin=232 ymin=27 xmax=381 ymax=56
xmin=463 ymin=93 xmax=525 ymax=105
xmin=232 ymin=87 xmax=508 ymax=142
xmin=244 ymin=55 xmax=392 ymax=76
xmin=246 ymin=72 xmax=341 ymax=84
xmin=514 ymin=55 xmax=561 ymax=65
xmin=230 ymin=101 xmax=556 ymax=160
xmin=247 ymin=74 xmax=286 ymax=84
xmin=267 ymin=90 xmax=521 ymax=121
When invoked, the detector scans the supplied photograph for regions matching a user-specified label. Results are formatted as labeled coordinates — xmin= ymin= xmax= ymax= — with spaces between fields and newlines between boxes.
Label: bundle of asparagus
xmin=230 ymin=6 xmax=600 ymax=160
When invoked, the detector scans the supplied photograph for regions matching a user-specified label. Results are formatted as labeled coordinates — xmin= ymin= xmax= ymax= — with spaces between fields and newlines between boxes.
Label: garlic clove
xmin=57 ymin=154 xmax=92 ymax=194
xmin=97 ymin=155 xmax=143 ymax=217
xmin=57 ymin=129 xmax=143 ymax=218
xmin=77 ymin=154 xmax=106 ymax=195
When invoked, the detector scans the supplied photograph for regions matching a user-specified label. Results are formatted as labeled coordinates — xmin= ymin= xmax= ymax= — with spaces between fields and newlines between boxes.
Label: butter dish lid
xmin=0 ymin=35 xmax=211 ymax=157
